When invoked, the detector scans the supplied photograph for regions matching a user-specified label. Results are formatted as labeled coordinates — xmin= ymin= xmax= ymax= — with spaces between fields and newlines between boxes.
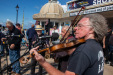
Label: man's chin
xmin=75 ymin=36 xmax=79 ymax=39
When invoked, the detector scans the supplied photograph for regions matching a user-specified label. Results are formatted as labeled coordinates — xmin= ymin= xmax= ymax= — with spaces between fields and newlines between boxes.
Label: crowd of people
xmin=0 ymin=13 xmax=113 ymax=75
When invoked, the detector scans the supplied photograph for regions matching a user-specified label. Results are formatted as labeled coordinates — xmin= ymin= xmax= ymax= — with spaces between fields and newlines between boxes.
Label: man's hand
xmin=103 ymin=45 xmax=105 ymax=49
xmin=30 ymin=46 xmax=46 ymax=65
xmin=10 ymin=44 xmax=15 ymax=49
xmin=1 ymin=38 xmax=7 ymax=41
xmin=32 ymin=41 xmax=36 ymax=45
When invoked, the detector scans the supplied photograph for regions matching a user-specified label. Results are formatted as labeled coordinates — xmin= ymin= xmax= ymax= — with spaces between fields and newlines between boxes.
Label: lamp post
xmin=16 ymin=4 xmax=19 ymax=23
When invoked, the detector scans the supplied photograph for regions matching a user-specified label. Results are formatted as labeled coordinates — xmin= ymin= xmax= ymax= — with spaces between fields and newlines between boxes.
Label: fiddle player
xmin=30 ymin=14 xmax=108 ymax=75
xmin=54 ymin=26 xmax=75 ymax=72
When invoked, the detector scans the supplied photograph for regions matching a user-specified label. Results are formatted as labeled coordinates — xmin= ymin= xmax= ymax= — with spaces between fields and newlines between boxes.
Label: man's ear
xmin=89 ymin=28 xmax=94 ymax=34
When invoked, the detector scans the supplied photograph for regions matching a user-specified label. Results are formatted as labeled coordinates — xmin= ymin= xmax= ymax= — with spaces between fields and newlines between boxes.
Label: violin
xmin=19 ymin=39 xmax=85 ymax=64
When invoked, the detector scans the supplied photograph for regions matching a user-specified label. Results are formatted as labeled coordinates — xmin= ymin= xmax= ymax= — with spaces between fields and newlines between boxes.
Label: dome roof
xmin=33 ymin=1 xmax=64 ymax=19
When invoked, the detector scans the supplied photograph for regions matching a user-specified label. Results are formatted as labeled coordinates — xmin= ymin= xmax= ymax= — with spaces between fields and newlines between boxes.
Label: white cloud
xmin=6 ymin=19 xmax=10 ymax=21
xmin=0 ymin=20 xmax=5 ymax=26
xmin=0 ymin=20 xmax=3 ymax=24
xmin=35 ymin=6 xmax=39 ymax=9
xmin=57 ymin=1 xmax=60 ymax=4
xmin=28 ymin=21 xmax=34 ymax=24
xmin=0 ymin=22 xmax=3 ymax=25
xmin=57 ymin=1 xmax=67 ymax=13
xmin=61 ymin=5 xmax=67 ymax=13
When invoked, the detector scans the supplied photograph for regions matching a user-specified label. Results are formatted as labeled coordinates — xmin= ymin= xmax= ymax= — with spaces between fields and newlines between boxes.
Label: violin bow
xmin=60 ymin=6 xmax=85 ymax=43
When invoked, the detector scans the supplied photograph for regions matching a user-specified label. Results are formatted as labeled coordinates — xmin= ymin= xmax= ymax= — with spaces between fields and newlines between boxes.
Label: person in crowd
xmin=24 ymin=29 xmax=28 ymax=47
xmin=27 ymin=24 xmax=36 ymax=50
xmin=103 ymin=26 xmax=112 ymax=64
xmin=108 ymin=30 xmax=113 ymax=66
xmin=15 ymin=23 xmax=24 ymax=38
xmin=24 ymin=29 xmax=28 ymax=39
xmin=0 ymin=25 xmax=4 ymax=56
xmin=0 ymin=28 xmax=5 ymax=56
xmin=0 ymin=24 xmax=3 ymax=31
xmin=2 ymin=27 xmax=8 ymax=35
xmin=16 ymin=23 xmax=21 ymax=32
xmin=4 ymin=21 xmax=22 ymax=75
xmin=54 ymin=26 xmax=75 ymax=72
xmin=31 ymin=25 xmax=49 ymax=75
xmin=0 ymin=25 xmax=9 ymax=56
xmin=30 ymin=14 xmax=108 ymax=75
xmin=51 ymin=25 xmax=59 ymax=41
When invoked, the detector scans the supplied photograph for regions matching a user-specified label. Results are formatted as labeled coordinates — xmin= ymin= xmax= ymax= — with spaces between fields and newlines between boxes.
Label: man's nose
xmin=74 ymin=27 xmax=77 ymax=31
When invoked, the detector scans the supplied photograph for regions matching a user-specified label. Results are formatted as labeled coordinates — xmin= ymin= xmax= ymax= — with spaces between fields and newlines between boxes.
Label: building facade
xmin=33 ymin=0 xmax=113 ymax=34
xmin=63 ymin=0 xmax=113 ymax=27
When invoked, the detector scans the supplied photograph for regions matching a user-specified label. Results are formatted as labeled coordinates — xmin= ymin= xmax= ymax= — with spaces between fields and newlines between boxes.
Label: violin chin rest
xmin=19 ymin=57 xmax=27 ymax=64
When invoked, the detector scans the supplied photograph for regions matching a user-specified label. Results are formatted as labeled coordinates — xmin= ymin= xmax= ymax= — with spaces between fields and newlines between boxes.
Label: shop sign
xmin=70 ymin=4 xmax=113 ymax=16
xmin=93 ymin=0 xmax=113 ymax=5
xmin=67 ymin=0 xmax=113 ymax=11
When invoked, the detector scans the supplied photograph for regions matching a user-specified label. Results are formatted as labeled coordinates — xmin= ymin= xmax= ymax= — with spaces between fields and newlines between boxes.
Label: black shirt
xmin=105 ymin=31 xmax=112 ymax=48
xmin=27 ymin=27 xmax=36 ymax=40
xmin=109 ymin=34 xmax=113 ymax=46
xmin=67 ymin=39 xmax=104 ymax=75
xmin=32 ymin=33 xmax=49 ymax=56
xmin=8 ymin=26 xmax=22 ymax=50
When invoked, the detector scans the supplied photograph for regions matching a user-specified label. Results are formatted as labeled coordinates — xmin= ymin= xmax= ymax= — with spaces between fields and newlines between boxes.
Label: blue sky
xmin=0 ymin=0 xmax=69 ymax=29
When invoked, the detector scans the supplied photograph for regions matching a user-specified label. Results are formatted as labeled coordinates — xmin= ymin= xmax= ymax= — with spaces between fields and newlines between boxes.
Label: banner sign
xmin=70 ymin=4 xmax=113 ymax=16
xmin=67 ymin=0 xmax=90 ymax=11
xmin=67 ymin=0 xmax=113 ymax=11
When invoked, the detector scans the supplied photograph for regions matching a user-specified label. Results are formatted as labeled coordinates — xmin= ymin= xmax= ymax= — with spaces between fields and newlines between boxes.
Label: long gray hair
xmin=83 ymin=14 xmax=108 ymax=42
xmin=6 ymin=21 xmax=13 ymax=26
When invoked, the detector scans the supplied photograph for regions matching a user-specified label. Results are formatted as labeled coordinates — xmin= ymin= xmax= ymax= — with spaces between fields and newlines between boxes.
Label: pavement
xmin=1 ymin=46 xmax=113 ymax=75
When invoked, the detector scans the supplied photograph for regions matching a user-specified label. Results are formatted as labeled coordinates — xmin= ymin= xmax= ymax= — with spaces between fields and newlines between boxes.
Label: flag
xmin=45 ymin=19 xmax=50 ymax=25
xmin=35 ymin=21 xmax=39 ymax=25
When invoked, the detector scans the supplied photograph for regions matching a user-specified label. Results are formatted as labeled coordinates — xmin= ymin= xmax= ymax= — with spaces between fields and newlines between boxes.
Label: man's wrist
xmin=39 ymin=60 xmax=48 ymax=66
xmin=39 ymin=59 xmax=46 ymax=65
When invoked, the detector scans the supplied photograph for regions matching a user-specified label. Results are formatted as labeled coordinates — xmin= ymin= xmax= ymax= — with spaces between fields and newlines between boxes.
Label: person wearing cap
xmin=31 ymin=25 xmax=49 ymax=75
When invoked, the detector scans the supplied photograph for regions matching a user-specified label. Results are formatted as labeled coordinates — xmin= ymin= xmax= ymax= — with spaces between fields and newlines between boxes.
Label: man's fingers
xmin=35 ymin=46 xmax=39 ymax=50
xmin=32 ymin=46 xmax=39 ymax=50
xmin=30 ymin=46 xmax=39 ymax=53
xmin=33 ymin=49 xmax=39 ymax=56
xmin=30 ymin=47 xmax=39 ymax=55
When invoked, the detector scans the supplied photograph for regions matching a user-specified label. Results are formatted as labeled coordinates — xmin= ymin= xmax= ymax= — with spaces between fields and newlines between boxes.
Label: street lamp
xmin=16 ymin=4 xmax=19 ymax=23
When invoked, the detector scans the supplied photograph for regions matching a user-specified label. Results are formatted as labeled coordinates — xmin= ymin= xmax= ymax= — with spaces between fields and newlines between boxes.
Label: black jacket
xmin=27 ymin=27 xmax=36 ymax=40
xmin=8 ymin=26 xmax=22 ymax=50
xmin=0 ymin=31 xmax=5 ymax=45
